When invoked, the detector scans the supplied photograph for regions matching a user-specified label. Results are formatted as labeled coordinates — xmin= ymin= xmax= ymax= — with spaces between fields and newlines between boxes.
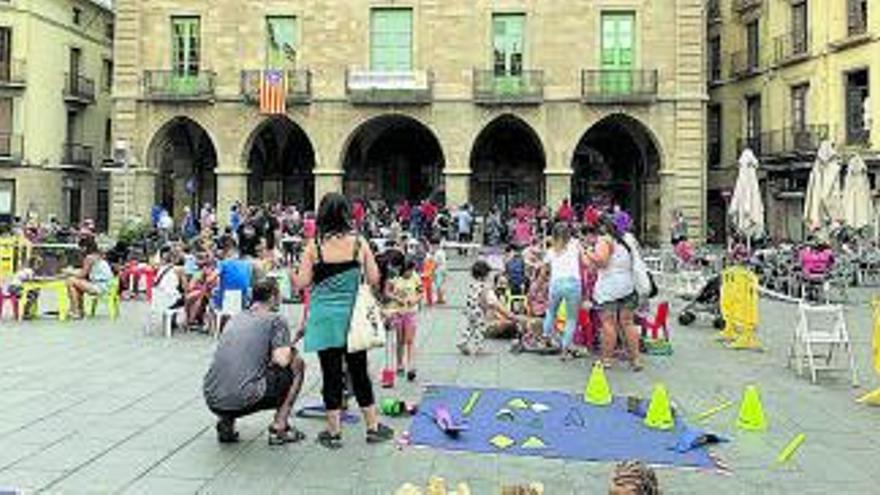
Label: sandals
xmin=268 ymin=425 xmax=306 ymax=446
xmin=317 ymin=430 xmax=343 ymax=450
xmin=366 ymin=423 xmax=395 ymax=444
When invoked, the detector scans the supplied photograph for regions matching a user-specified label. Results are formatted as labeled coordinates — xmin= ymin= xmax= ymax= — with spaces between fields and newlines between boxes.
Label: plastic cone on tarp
xmin=736 ymin=385 xmax=767 ymax=431
xmin=584 ymin=362 xmax=612 ymax=406
xmin=643 ymin=383 xmax=675 ymax=430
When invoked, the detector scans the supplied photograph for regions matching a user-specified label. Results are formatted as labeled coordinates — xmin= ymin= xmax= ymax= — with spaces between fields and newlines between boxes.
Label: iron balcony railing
xmin=0 ymin=59 xmax=27 ymax=87
xmin=733 ymin=0 xmax=762 ymax=13
xmin=143 ymin=70 xmax=216 ymax=101
xmin=730 ymin=50 xmax=762 ymax=78
xmin=345 ymin=69 xmax=434 ymax=105
xmin=757 ymin=125 xmax=830 ymax=156
xmin=0 ymin=133 xmax=23 ymax=163
xmin=472 ymin=69 xmax=544 ymax=105
xmin=737 ymin=125 xmax=830 ymax=157
xmin=61 ymin=142 xmax=93 ymax=168
xmin=63 ymin=73 xmax=95 ymax=104
xmin=240 ymin=69 xmax=312 ymax=105
xmin=581 ymin=69 xmax=658 ymax=104
xmin=774 ymin=32 xmax=810 ymax=65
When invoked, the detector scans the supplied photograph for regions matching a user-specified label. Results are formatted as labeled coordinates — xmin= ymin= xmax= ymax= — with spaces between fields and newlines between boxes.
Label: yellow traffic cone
xmin=856 ymin=388 xmax=880 ymax=405
xmin=643 ymin=383 xmax=675 ymax=430
xmin=584 ymin=361 xmax=613 ymax=406
xmin=736 ymin=385 xmax=767 ymax=431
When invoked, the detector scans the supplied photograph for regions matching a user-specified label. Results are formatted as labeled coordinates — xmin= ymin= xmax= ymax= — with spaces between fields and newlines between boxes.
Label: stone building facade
xmin=111 ymin=0 xmax=706 ymax=244
xmin=707 ymin=0 xmax=879 ymax=242
xmin=0 ymin=0 xmax=114 ymax=228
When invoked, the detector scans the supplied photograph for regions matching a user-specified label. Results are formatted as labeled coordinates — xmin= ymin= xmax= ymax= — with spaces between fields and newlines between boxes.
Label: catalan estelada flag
xmin=259 ymin=69 xmax=286 ymax=115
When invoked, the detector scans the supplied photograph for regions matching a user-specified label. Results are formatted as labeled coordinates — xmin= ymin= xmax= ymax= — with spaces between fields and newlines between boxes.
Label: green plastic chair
xmin=86 ymin=277 xmax=121 ymax=320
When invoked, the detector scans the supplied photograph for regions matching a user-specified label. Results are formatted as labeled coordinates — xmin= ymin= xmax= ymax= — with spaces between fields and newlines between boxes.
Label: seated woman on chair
xmin=184 ymin=250 xmax=218 ymax=330
xmin=66 ymin=236 xmax=114 ymax=319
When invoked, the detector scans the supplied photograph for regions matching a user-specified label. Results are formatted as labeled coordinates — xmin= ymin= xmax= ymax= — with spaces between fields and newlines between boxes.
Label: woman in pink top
xmin=512 ymin=218 xmax=533 ymax=248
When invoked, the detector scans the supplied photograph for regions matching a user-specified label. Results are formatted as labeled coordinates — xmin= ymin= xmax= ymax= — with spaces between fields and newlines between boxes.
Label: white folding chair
xmin=144 ymin=290 xmax=181 ymax=339
xmin=213 ymin=290 xmax=243 ymax=339
xmin=788 ymin=302 xmax=858 ymax=386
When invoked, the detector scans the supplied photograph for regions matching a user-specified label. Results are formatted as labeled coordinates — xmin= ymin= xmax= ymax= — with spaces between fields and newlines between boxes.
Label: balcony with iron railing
xmin=143 ymin=70 xmax=216 ymax=102
xmin=759 ymin=125 xmax=830 ymax=157
xmin=61 ymin=142 xmax=93 ymax=168
xmin=473 ymin=69 xmax=544 ymax=105
xmin=63 ymin=73 xmax=95 ymax=105
xmin=733 ymin=0 xmax=763 ymax=13
xmin=345 ymin=69 xmax=433 ymax=105
xmin=240 ymin=69 xmax=312 ymax=105
xmin=0 ymin=133 xmax=23 ymax=164
xmin=0 ymin=59 xmax=26 ymax=89
xmin=730 ymin=50 xmax=762 ymax=78
xmin=581 ymin=69 xmax=658 ymax=104
xmin=774 ymin=32 xmax=810 ymax=66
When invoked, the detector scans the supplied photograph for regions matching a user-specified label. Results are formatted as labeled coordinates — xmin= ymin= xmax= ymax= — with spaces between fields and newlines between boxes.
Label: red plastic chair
xmin=0 ymin=289 xmax=20 ymax=320
xmin=642 ymin=301 xmax=670 ymax=340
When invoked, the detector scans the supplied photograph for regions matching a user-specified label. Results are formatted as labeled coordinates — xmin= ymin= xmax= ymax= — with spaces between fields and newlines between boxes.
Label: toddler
xmin=386 ymin=257 xmax=422 ymax=381
xmin=431 ymin=239 xmax=447 ymax=304
xmin=459 ymin=261 xmax=521 ymax=355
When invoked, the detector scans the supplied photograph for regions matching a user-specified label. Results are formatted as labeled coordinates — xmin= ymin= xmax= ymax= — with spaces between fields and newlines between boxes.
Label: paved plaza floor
xmin=1 ymin=265 xmax=879 ymax=494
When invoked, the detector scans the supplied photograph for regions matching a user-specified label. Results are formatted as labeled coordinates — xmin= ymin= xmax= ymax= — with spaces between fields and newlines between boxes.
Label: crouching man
xmin=203 ymin=278 xmax=306 ymax=445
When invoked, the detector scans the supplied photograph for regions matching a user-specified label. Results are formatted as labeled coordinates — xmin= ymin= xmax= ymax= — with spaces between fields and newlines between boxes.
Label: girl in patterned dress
xmin=458 ymin=261 xmax=522 ymax=355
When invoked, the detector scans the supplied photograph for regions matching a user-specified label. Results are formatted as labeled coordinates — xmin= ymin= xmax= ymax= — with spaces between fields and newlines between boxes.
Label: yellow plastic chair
xmin=19 ymin=278 xmax=69 ymax=321
xmin=857 ymin=297 xmax=880 ymax=404
xmin=86 ymin=278 xmax=121 ymax=319
xmin=0 ymin=236 xmax=30 ymax=279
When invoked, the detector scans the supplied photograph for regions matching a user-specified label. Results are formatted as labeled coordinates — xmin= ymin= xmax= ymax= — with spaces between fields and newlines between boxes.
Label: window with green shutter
xmin=601 ymin=12 xmax=635 ymax=94
xmin=370 ymin=9 xmax=412 ymax=71
xmin=171 ymin=16 xmax=200 ymax=94
xmin=266 ymin=16 xmax=297 ymax=70
xmin=492 ymin=13 xmax=525 ymax=96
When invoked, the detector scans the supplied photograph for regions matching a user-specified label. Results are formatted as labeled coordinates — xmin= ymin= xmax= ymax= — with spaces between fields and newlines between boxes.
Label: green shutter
xmin=171 ymin=17 xmax=200 ymax=94
xmin=492 ymin=13 xmax=525 ymax=95
xmin=371 ymin=9 xmax=412 ymax=71
xmin=266 ymin=16 xmax=297 ymax=70
xmin=600 ymin=12 xmax=635 ymax=94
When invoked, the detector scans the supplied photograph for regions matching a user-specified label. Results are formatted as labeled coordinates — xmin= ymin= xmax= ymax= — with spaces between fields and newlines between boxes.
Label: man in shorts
xmin=203 ymin=278 xmax=306 ymax=445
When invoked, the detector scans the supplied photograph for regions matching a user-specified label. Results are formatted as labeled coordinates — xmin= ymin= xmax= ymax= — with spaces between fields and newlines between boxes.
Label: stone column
xmin=444 ymin=168 xmax=470 ymax=207
xmin=544 ymin=169 xmax=572 ymax=209
xmin=658 ymin=169 xmax=677 ymax=245
xmin=215 ymin=170 xmax=249 ymax=227
xmin=108 ymin=167 xmax=156 ymax=233
xmin=313 ymin=169 xmax=343 ymax=210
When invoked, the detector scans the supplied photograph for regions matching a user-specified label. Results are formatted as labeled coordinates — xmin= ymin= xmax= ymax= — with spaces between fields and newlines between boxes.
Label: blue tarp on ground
xmin=409 ymin=385 xmax=718 ymax=469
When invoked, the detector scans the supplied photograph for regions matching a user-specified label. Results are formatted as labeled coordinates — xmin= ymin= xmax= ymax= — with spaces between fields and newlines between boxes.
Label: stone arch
xmin=340 ymin=113 xmax=446 ymax=205
xmin=241 ymin=116 xmax=316 ymax=209
xmin=570 ymin=113 xmax=663 ymax=241
xmin=145 ymin=116 xmax=219 ymax=219
xmin=469 ymin=113 xmax=547 ymax=212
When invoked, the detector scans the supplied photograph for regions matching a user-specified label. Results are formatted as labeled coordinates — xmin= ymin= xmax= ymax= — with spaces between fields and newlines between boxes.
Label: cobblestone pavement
xmin=0 ymin=266 xmax=879 ymax=494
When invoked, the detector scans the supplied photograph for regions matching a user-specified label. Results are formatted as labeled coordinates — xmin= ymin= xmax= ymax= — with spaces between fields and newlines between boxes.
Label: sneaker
xmin=406 ymin=370 xmax=417 ymax=382
xmin=366 ymin=423 xmax=395 ymax=444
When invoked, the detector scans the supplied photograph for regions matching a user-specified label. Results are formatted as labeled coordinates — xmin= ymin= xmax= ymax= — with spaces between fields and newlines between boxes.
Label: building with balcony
xmin=707 ymin=0 xmax=878 ymax=242
xmin=0 ymin=0 xmax=114 ymax=228
xmin=112 ymin=0 xmax=707 ymax=243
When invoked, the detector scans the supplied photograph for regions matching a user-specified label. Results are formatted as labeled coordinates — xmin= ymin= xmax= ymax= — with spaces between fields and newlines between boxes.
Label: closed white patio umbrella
xmin=842 ymin=154 xmax=874 ymax=230
xmin=729 ymin=148 xmax=765 ymax=239
xmin=803 ymin=140 xmax=842 ymax=231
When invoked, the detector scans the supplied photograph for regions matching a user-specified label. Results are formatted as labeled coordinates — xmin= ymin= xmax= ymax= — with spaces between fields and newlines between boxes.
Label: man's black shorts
xmin=210 ymin=365 xmax=293 ymax=419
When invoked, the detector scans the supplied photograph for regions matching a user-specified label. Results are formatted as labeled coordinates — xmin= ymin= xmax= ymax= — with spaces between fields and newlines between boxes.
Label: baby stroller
xmin=677 ymin=274 xmax=725 ymax=328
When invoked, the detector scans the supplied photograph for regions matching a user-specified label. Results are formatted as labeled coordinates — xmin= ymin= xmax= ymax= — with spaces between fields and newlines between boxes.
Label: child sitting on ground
xmin=458 ymin=261 xmax=523 ymax=355
xmin=385 ymin=257 xmax=422 ymax=381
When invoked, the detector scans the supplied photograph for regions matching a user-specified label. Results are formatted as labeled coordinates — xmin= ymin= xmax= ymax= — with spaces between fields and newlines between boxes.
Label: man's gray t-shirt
xmin=203 ymin=311 xmax=290 ymax=411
